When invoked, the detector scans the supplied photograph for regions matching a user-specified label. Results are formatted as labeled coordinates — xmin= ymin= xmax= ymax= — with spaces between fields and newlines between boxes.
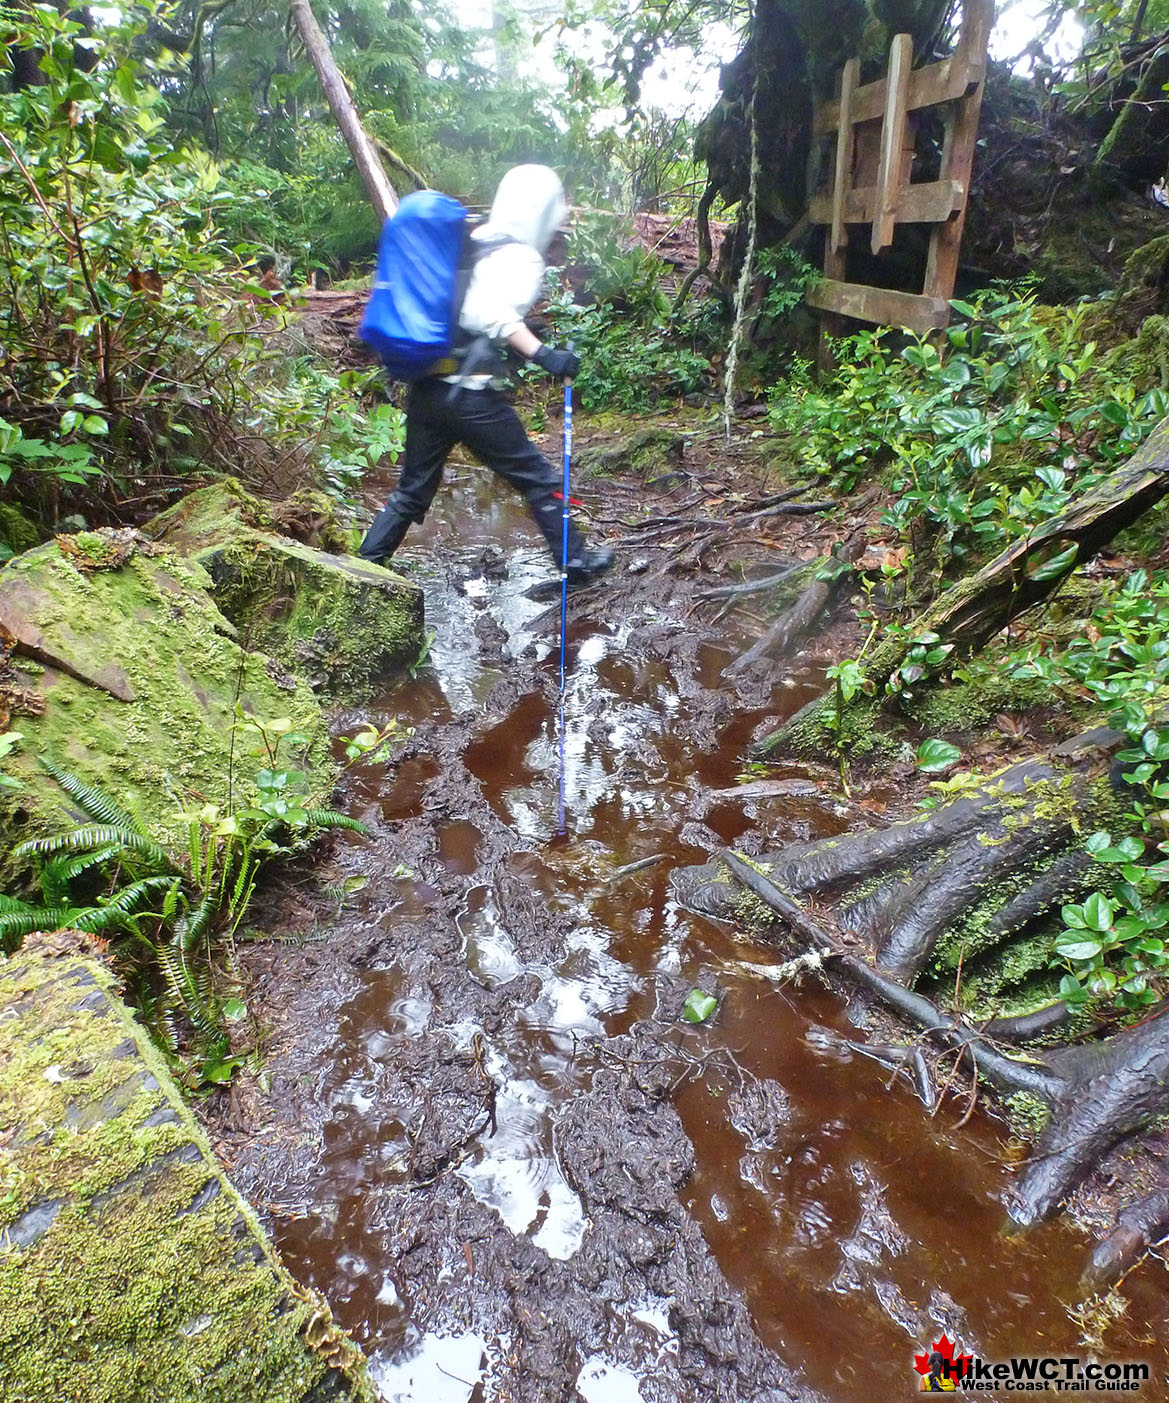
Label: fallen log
xmin=756 ymin=417 xmax=1169 ymax=758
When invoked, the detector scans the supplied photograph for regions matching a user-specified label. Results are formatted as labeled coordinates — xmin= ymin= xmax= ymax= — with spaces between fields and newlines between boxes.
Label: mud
xmin=204 ymin=433 xmax=1169 ymax=1402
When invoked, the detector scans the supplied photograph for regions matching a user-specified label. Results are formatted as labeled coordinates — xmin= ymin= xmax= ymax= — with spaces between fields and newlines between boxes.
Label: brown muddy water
xmin=242 ymin=472 xmax=1169 ymax=1402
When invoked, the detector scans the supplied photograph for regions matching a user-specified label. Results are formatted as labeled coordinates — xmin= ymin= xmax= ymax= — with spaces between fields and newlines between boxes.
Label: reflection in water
xmin=371 ymin=1329 xmax=490 ymax=1403
xmin=277 ymin=477 xmax=1169 ymax=1402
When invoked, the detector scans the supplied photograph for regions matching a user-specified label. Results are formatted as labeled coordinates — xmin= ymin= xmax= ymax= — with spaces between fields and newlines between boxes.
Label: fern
xmin=305 ymin=808 xmax=369 ymax=835
xmin=175 ymin=892 xmax=219 ymax=950
xmin=72 ymin=876 xmax=175 ymax=930
xmin=38 ymin=759 xmax=143 ymax=833
xmin=0 ymin=894 xmax=36 ymax=914
xmin=58 ymin=843 xmax=126 ymax=881
xmin=38 ymin=855 xmax=79 ymax=905
xmin=14 ymin=826 xmax=172 ymax=868
xmin=161 ymin=878 xmax=185 ymax=924
xmin=228 ymin=855 xmax=256 ymax=914
xmin=157 ymin=940 xmax=221 ymax=1046
xmin=0 ymin=905 xmax=80 ymax=951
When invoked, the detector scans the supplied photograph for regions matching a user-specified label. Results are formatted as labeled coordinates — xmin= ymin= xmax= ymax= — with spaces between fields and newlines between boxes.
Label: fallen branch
xmin=724 ymin=536 xmax=863 ymax=677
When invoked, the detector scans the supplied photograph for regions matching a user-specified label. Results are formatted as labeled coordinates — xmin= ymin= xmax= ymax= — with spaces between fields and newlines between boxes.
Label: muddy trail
xmin=208 ymin=441 xmax=1169 ymax=1402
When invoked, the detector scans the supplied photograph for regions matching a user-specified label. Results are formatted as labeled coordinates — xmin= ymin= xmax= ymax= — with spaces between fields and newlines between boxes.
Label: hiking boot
xmin=565 ymin=545 xmax=615 ymax=586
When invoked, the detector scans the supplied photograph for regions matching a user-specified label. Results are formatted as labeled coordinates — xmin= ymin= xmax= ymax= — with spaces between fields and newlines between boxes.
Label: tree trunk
xmin=288 ymin=0 xmax=398 ymax=223
xmin=756 ymin=416 xmax=1169 ymax=758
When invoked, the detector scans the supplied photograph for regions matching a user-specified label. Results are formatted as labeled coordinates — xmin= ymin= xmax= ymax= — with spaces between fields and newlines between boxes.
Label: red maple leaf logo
xmin=914 ymin=1333 xmax=972 ymax=1378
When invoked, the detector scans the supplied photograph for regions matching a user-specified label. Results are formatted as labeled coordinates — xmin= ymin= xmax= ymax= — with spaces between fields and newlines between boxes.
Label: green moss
xmin=143 ymin=478 xmax=279 ymax=551
xmin=204 ymin=538 xmax=423 ymax=696
xmin=0 ymin=539 xmax=330 ymax=868
xmin=148 ymin=481 xmax=424 ymax=696
xmin=0 ymin=503 xmax=43 ymax=558
xmin=576 ymin=427 xmax=687 ymax=481
xmin=1003 ymin=1091 xmax=1052 ymax=1139
xmin=0 ymin=945 xmax=374 ymax=1403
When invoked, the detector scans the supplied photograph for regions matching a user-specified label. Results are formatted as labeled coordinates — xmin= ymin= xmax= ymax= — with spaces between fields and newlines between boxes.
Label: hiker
xmin=359 ymin=164 xmax=614 ymax=585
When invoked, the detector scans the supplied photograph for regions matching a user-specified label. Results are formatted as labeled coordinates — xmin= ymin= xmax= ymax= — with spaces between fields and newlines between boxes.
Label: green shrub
xmin=768 ymin=287 xmax=1168 ymax=567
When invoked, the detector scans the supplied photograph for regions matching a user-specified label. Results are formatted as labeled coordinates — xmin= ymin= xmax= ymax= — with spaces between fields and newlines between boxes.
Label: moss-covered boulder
xmin=0 ymin=936 xmax=375 ymax=1403
xmin=0 ymin=531 xmax=329 ymax=864
xmin=576 ymin=427 xmax=687 ymax=483
xmin=145 ymin=480 xmax=424 ymax=694
xmin=0 ymin=503 xmax=42 ymax=561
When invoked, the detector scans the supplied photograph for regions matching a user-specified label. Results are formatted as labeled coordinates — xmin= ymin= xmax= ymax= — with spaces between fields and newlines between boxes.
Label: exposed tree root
xmin=718 ymin=851 xmax=1065 ymax=1100
xmin=723 ymin=536 xmax=863 ymax=678
xmin=1082 ymin=1186 xmax=1169 ymax=1290
xmin=673 ymin=756 xmax=1169 ymax=1231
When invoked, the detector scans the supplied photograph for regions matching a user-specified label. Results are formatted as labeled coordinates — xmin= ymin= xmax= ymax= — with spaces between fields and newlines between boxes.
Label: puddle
xmin=262 ymin=475 xmax=1169 ymax=1401
xmin=372 ymin=1329 xmax=491 ymax=1403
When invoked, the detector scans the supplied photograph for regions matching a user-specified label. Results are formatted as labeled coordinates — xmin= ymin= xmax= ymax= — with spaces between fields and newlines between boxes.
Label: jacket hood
xmin=478 ymin=164 xmax=567 ymax=253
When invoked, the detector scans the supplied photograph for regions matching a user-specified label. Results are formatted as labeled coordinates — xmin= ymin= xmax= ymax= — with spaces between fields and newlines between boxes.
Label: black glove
xmin=531 ymin=344 xmax=580 ymax=380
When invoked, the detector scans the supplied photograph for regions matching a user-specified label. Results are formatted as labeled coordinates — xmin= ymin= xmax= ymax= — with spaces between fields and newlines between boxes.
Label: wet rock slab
xmin=0 ymin=530 xmax=329 ymax=863
xmin=0 ymin=936 xmax=374 ymax=1403
xmin=145 ymin=479 xmax=424 ymax=695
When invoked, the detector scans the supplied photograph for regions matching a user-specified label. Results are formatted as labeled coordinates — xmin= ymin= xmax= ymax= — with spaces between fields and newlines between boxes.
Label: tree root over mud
xmin=671 ymin=761 xmax=1169 ymax=1244
xmin=723 ymin=536 xmax=864 ymax=678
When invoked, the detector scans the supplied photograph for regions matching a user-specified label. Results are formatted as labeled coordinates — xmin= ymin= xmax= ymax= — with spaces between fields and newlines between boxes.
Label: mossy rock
xmin=575 ymin=427 xmax=687 ymax=483
xmin=146 ymin=481 xmax=423 ymax=695
xmin=0 ymin=532 xmax=330 ymax=868
xmin=0 ymin=937 xmax=375 ymax=1403
xmin=0 ymin=503 xmax=42 ymax=560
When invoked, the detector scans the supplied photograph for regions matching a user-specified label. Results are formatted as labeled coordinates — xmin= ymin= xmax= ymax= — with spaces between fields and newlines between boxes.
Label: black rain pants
xmin=359 ymin=377 xmax=585 ymax=567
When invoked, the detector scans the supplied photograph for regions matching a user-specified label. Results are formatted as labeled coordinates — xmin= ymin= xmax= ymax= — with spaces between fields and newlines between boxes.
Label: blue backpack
xmin=358 ymin=190 xmax=471 ymax=380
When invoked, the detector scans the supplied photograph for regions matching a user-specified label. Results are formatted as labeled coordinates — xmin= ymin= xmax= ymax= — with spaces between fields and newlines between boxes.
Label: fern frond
xmin=38 ymin=759 xmax=142 ymax=832
xmin=37 ymin=856 xmax=76 ymax=905
xmin=305 ymin=809 xmax=369 ymax=835
xmin=72 ymin=879 xmax=172 ymax=936
xmin=14 ymin=827 xmax=172 ymax=869
xmin=0 ymin=905 xmax=79 ymax=951
xmin=176 ymin=892 xmax=219 ymax=951
xmin=229 ymin=856 xmax=256 ymax=917
xmin=161 ymin=878 xmax=185 ymax=923
xmin=158 ymin=939 xmax=219 ymax=1044
xmin=245 ymin=927 xmax=330 ymax=947
xmin=0 ymin=894 xmax=36 ymax=914
xmin=58 ymin=844 xmax=125 ymax=881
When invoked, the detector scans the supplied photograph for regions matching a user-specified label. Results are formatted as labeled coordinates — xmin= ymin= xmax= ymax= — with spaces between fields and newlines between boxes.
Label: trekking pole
xmin=556 ymin=351 xmax=574 ymax=836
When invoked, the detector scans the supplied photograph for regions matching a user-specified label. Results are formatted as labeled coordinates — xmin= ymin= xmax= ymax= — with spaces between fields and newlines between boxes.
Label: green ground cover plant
xmin=0 ymin=717 xmax=399 ymax=1085
xmin=769 ymin=288 xmax=1169 ymax=571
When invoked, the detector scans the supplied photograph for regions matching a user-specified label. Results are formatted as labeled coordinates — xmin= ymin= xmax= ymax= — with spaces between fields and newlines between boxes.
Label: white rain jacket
xmin=446 ymin=164 xmax=567 ymax=387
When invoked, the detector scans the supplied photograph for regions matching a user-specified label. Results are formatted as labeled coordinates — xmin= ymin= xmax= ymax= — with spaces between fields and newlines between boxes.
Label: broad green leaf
xmin=1082 ymin=892 xmax=1113 ymax=931
xmin=1026 ymin=544 xmax=1078 ymax=582
xmin=1055 ymin=938 xmax=1103 ymax=961
xmin=681 ymin=989 xmax=718 ymax=1024
xmin=915 ymin=739 xmax=961 ymax=773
